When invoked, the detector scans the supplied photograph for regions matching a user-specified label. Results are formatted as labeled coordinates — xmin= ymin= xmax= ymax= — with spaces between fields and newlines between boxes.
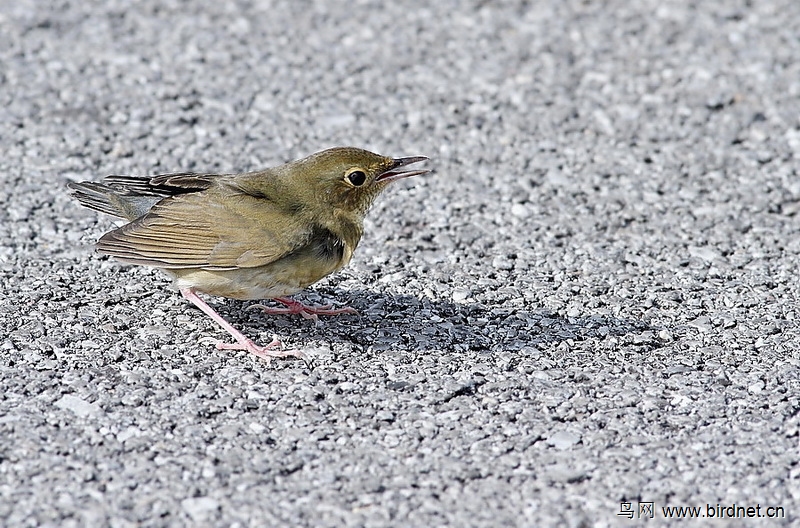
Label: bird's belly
xmin=171 ymin=252 xmax=348 ymax=300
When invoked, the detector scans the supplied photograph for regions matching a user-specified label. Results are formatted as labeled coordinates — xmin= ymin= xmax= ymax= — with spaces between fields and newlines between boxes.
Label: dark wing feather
xmin=104 ymin=172 xmax=219 ymax=196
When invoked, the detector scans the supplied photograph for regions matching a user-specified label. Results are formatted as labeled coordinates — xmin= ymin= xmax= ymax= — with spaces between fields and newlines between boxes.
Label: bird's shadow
xmin=211 ymin=288 xmax=656 ymax=355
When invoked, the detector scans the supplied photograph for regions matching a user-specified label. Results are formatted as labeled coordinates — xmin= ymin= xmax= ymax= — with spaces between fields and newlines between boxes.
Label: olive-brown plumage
xmin=69 ymin=147 xmax=428 ymax=362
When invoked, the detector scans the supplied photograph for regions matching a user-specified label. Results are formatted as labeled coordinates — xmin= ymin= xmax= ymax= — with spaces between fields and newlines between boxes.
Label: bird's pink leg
xmin=180 ymin=288 xmax=304 ymax=362
xmin=248 ymin=296 xmax=358 ymax=323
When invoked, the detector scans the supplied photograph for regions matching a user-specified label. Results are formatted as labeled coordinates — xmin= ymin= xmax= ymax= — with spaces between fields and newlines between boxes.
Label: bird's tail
xmin=68 ymin=181 xmax=128 ymax=218
xmin=69 ymin=172 xmax=216 ymax=221
xmin=68 ymin=180 xmax=161 ymax=221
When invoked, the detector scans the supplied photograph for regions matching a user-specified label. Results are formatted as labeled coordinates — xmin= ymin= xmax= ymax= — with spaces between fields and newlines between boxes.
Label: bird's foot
xmin=181 ymin=288 xmax=304 ymax=364
xmin=249 ymin=297 xmax=358 ymax=323
xmin=215 ymin=335 xmax=305 ymax=362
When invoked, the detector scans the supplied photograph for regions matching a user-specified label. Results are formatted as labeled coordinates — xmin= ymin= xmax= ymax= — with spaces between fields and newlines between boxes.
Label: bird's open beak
xmin=376 ymin=156 xmax=430 ymax=183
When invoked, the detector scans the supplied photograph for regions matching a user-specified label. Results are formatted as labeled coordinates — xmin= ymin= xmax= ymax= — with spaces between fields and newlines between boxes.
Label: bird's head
xmin=288 ymin=147 xmax=429 ymax=217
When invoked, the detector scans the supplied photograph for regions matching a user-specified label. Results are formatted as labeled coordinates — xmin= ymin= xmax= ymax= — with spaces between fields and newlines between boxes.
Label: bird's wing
xmin=96 ymin=189 xmax=313 ymax=270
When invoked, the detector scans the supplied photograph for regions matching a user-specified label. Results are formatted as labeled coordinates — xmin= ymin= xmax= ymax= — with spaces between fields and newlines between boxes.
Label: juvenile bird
xmin=69 ymin=147 xmax=429 ymax=362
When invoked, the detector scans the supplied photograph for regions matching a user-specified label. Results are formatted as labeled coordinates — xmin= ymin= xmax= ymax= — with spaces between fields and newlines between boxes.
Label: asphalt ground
xmin=1 ymin=0 xmax=799 ymax=526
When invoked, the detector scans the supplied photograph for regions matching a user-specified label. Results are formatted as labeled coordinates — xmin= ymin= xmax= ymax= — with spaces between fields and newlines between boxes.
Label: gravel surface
xmin=2 ymin=0 xmax=799 ymax=526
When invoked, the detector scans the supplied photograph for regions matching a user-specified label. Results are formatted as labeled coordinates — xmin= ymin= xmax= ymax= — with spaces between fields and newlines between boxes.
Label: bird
xmin=68 ymin=147 xmax=429 ymax=363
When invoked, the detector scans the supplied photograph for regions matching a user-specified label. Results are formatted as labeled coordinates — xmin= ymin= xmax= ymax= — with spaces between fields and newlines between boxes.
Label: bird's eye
xmin=347 ymin=170 xmax=367 ymax=186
